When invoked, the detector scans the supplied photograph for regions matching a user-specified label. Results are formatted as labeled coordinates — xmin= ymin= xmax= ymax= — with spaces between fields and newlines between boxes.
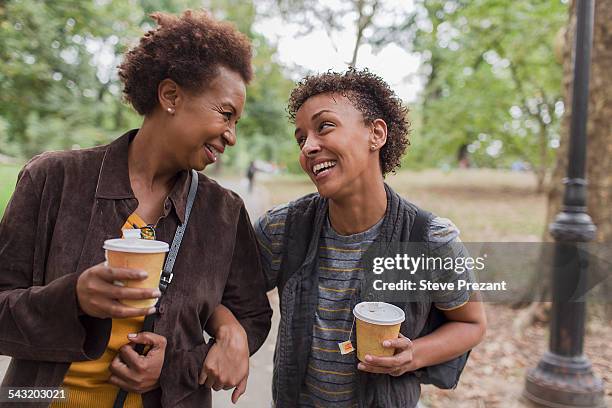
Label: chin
xmin=192 ymin=155 xmax=209 ymax=172
xmin=192 ymin=161 xmax=207 ymax=172
xmin=314 ymin=181 xmax=340 ymax=200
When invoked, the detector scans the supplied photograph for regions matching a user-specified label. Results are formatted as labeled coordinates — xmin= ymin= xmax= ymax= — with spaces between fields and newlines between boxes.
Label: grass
xmin=0 ymin=164 xmax=22 ymax=218
xmin=260 ymin=168 xmax=548 ymax=242
xmin=1 ymin=165 xmax=548 ymax=241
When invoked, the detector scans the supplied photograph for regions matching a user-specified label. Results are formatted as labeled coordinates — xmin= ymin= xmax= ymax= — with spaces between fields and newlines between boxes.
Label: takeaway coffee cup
xmin=103 ymin=230 xmax=169 ymax=309
xmin=353 ymin=301 xmax=406 ymax=362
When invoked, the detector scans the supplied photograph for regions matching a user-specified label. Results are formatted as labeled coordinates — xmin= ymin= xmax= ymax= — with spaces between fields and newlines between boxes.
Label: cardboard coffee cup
xmin=103 ymin=231 xmax=169 ymax=309
xmin=353 ymin=301 xmax=406 ymax=362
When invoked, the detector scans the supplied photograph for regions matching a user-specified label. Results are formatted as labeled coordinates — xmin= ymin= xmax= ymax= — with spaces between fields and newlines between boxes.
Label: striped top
xmin=302 ymin=215 xmax=382 ymax=407
xmin=256 ymin=205 xmax=381 ymax=407
xmin=255 ymin=204 xmax=466 ymax=407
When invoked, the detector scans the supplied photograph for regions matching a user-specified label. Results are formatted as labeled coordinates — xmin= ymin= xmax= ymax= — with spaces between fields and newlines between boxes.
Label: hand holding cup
xmin=357 ymin=333 xmax=418 ymax=376
xmin=76 ymin=262 xmax=160 ymax=319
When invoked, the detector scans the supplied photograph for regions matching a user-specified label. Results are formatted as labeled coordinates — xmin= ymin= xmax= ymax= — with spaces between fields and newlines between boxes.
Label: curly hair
xmin=119 ymin=10 xmax=253 ymax=115
xmin=287 ymin=68 xmax=410 ymax=175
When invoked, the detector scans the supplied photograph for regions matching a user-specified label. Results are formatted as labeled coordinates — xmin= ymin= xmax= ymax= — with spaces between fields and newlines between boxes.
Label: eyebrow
xmin=295 ymin=109 xmax=336 ymax=136
xmin=312 ymin=109 xmax=334 ymax=121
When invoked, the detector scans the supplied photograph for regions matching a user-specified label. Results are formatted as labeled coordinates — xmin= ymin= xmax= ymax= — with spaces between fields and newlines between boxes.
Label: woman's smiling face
xmin=294 ymin=92 xmax=384 ymax=199
xmin=161 ymin=66 xmax=246 ymax=171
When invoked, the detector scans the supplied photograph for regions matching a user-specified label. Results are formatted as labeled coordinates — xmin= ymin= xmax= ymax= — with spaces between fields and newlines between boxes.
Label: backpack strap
xmin=409 ymin=207 xmax=472 ymax=389
xmin=409 ymin=208 xmax=433 ymax=243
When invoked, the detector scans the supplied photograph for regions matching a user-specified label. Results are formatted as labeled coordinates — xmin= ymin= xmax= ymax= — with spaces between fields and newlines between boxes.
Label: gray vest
xmin=273 ymin=184 xmax=469 ymax=407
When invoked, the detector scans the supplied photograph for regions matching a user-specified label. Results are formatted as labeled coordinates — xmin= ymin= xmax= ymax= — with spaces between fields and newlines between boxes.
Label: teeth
xmin=206 ymin=144 xmax=221 ymax=157
xmin=312 ymin=161 xmax=337 ymax=174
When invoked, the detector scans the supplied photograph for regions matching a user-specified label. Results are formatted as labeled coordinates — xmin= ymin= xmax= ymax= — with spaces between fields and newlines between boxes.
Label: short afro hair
xmin=119 ymin=10 xmax=253 ymax=115
xmin=288 ymin=68 xmax=410 ymax=175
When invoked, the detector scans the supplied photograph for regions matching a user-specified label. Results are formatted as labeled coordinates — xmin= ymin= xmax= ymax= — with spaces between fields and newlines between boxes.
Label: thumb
xmin=127 ymin=332 xmax=167 ymax=350
xmin=231 ymin=376 xmax=247 ymax=404
xmin=199 ymin=365 xmax=208 ymax=385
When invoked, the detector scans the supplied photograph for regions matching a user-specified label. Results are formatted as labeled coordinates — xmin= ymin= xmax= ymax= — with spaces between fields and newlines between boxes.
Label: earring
xmin=370 ymin=144 xmax=377 ymax=151
xmin=167 ymin=107 xmax=175 ymax=115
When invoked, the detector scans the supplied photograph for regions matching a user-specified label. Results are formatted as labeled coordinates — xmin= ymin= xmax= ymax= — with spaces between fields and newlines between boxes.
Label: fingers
xmin=99 ymin=266 xmax=148 ymax=283
xmin=198 ymin=368 xmax=208 ymax=386
xmin=108 ymin=285 xmax=161 ymax=301
xmin=118 ymin=344 xmax=146 ymax=372
xmin=110 ymin=340 xmax=164 ymax=395
xmin=109 ymin=354 xmax=139 ymax=391
xmin=363 ymin=336 xmax=411 ymax=366
xmin=97 ymin=299 xmax=155 ymax=319
xmin=204 ymin=372 xmax=216 ymax=389
xmin=109 ymin=374 xmax=139 ymax=393
xmin=382 ymin=335 xmax=412 ymax=350
xmin=361 ymin=354 xmax=404 ymax=368
xmin=202 ymin=364 xmax=225 ymax=390
xmin=78 ymin=263 xmax=158 ymax=319
xmin=358 ymin=362 xmax=405 ymax=377
xmin=357 ymin=361 xmax=395 ymax=374
xmin=231 ymin=377 xmax=247 ymax=404
xmin=358 ymin=334 xmax=414 ymax=375
xmin=126 ymin=332 xmax=167 ymax=351
xmin=200 ymin=342 xmax=247 ymax=392
xmin=202 ymin=345 xmax=219 ymax=389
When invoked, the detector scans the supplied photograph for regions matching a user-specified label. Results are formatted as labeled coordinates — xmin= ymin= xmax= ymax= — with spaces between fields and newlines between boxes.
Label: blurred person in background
xmin=0 ymin=10 xmax=271 ymax=408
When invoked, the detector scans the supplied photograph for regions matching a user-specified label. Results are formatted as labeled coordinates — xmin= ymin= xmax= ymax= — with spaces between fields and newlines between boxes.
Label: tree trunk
xmin=535 ymin=125 xmax=548 ymax=194
xmin=515 ymin=0 xmax=612 ymax=323
xmin=545 ymin=0 xmax=612 ymax=243
xmin=532 ymin=0 xmax=612 ymax=322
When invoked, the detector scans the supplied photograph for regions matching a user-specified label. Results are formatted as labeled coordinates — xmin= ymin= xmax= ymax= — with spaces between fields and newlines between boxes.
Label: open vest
xmin=272 ymin=184 xmax=470 ymax=407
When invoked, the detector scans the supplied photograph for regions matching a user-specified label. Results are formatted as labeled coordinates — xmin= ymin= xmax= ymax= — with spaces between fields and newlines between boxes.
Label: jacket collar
xmin=95 ymin=129 xmax=191 ymax=224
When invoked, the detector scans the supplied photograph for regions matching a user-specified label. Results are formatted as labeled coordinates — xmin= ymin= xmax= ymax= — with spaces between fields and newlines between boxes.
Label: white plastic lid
xmin=103 ymin=237 xmax=169 ymax=254
xmin=353 ymin=302 xmax=405 ymax=325
xmin=122 ymin=229 xmax=142 ymax=239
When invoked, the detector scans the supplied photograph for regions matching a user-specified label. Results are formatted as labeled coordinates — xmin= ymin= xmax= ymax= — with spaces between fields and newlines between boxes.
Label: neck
xmin=328 ymin=176 xmax=387 ymax=235
xmin=128 ymin=117 xmax=180 ymax=191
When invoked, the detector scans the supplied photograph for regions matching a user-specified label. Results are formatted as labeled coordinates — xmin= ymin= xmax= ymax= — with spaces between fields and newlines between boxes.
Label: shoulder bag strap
xmin=113 ymin=169 xmax=199 ymax=408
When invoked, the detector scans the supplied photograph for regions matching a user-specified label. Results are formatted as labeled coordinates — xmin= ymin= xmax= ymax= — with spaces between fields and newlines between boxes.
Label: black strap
xmin=113 ymin=169 xmax=199 ymax=408
xmin=409 ymin=208 xmax=433 ymax=242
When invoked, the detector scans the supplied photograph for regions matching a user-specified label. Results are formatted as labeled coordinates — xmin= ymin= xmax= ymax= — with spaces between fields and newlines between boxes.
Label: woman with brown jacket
xmin=0 ymin=10 xmax=271 ymax=408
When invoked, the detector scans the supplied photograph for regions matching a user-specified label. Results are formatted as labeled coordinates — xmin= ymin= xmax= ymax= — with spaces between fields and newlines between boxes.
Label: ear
xmin=158 ymin=79 xmax=179 ymax=113
xmin=369 ymin=118 xmax=388 ymax=151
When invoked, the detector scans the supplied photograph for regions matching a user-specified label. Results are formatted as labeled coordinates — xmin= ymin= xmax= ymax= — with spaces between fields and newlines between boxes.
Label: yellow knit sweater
xmin=52 ymin=214 xmax=151 ymax=408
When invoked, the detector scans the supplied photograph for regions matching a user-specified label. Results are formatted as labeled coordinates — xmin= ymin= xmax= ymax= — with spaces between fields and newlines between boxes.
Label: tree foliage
xmin=407 ymin=0 xmax=568 ymax=190
xmin=1 ymin=0 xmax=573 ymax=177
xmin=0 ymin=0 xmax=294 ymax=170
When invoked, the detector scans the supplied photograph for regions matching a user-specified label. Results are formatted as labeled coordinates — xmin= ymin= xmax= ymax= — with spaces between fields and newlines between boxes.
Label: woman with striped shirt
xmin=255 ymin=68 xmax=487 ymax=407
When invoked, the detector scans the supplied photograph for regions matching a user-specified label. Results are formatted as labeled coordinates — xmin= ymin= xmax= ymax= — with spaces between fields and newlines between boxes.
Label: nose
xmin=222 ymin=128 xmax=236 ymax=147
xmin=302 ymin=136 xmax=321 ymax=157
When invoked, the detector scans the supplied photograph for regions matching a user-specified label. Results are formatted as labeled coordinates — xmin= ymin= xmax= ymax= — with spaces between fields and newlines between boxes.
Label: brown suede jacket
xmin=0 ymin=130 xmax=272 ymax=407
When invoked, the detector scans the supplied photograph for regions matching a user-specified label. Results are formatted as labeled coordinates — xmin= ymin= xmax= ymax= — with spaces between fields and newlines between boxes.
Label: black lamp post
xmin=523 ymin=0 xmax=605 ymax=407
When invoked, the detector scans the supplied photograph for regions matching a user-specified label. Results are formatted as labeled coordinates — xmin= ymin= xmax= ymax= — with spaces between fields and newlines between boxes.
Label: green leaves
xmin=0 ymin=0 xmax=295 ymax=168
xmin=408 ymin=0 xmax=568 ymax=177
